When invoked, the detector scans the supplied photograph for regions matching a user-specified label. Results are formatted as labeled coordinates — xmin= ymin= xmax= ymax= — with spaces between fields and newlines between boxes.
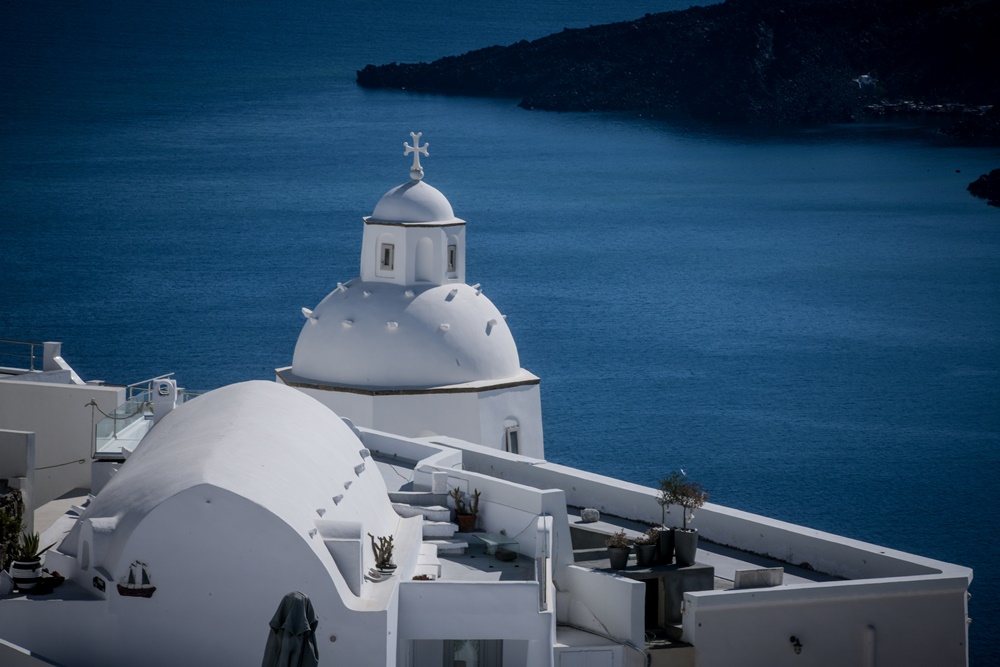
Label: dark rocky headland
xmin=968 ymin=169 xmax=1000 ymax=207
xmin=357 ymin=0 xmax=998 ymax=138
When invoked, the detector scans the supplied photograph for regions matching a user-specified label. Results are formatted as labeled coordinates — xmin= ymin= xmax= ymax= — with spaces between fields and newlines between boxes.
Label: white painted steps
xmin=391 ymin=502 xmax=451 ymax=523
xmin=424 ymin=538 xmax=470 ymax=555
xmin=390 ymin=489 xmax=468 ymax=555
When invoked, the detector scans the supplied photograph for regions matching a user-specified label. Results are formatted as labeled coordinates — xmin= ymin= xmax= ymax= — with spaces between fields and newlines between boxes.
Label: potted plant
xmin=657 ymin=473 xmax=680 ymax=564
xmin=635 ymin=528 xmax=659 ymax=567
xmin=8 ymin=530 xmax=54 ymax=592
xmin=663 ymin=471 xmax=709 ymax=567
xmin=605 ymin=529 xmax=631 ymax=570
xmin=368 ymin=533 xmax=396 ymax=574
xmin=449 ymin=487 xmax=481 ymax=533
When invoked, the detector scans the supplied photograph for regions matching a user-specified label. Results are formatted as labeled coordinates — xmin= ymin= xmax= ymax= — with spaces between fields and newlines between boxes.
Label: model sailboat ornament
xmin=117 ymin=561 xmax=156 ymax=598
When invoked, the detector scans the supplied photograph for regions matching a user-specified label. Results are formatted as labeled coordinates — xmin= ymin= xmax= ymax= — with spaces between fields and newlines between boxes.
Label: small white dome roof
xmin=371 ymin=180 xmax=456 ymax=223
xmin=292 ymin=282 xmax=521 ymax=388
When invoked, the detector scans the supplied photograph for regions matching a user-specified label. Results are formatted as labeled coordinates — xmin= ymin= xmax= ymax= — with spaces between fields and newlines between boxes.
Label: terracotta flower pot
xmin=456 ymin=514 xmax=477 ymax=533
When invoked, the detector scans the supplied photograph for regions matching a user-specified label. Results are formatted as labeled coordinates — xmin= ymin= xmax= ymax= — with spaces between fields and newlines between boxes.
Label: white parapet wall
xmin=0 ymin=380 xmax=124 ymax=507
xmin=398 ymin=581 xmax=554 ymax=666
xmin=454 ymin=447 xmax=967 ymax=581
xmin=447 ymin=441 xmax=972 ymax=666
xmin=682 ymin=574 xmax=971 ymax=667
xmin=560 ymin=565 xmax=645 ymax=649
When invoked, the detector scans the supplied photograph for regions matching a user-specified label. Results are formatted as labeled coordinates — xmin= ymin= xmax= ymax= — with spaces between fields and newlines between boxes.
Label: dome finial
xmin=404 ymin=131 xmax=429 ymax=181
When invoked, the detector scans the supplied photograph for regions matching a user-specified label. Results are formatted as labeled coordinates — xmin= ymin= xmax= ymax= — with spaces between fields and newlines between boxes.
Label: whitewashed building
xmin=0 ymin=135 xmax=973 ymax=667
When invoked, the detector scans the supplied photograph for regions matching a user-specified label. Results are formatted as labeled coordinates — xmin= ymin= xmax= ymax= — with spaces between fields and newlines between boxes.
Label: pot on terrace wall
xmin=674 ymin=528 xmax=698 ymax=567
xmin=658 ymin=528 xmax=675 ymax=564
xmin=635 ymin=544 xmax=656 ymax=567
xmin=456 ymin=514 xmax=477 ymax=533
xmin=607 ymin=546 xmax=631 ymax=570
xmin=9 ymin=558 xmax=42 ymax=591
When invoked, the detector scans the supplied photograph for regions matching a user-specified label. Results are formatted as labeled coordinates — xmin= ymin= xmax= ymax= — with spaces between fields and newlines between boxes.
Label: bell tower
xmin=359 ymin=132 xmax=466 ymax=286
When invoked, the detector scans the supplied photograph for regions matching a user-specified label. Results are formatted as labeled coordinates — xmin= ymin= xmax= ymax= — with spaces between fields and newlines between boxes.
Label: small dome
xmin=292 ymin=282 xmax=521 ymax=389
xmin=371 ymin=180 xmax=456 ymax=224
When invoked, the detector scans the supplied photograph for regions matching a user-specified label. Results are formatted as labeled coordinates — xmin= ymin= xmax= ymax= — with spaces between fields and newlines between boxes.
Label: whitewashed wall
xmin=450 ymin=444 xmax=972 ymax=667
xmin=476 ymin=383 xmax=544 ymax=458
xmin=287 ymin=380 xmax=543 ymax=457
xmin=0 ymin=381 xmax=123 ymax=507
xmin=561 ymin=565 xmax=645 ymax=648
xmin=398 ymin=581 xmax=553 ymax=665
xmin=683 ymin=575 xmax=970 ymax=667
xmin=106 ymin=486 xmax=394 ymax=667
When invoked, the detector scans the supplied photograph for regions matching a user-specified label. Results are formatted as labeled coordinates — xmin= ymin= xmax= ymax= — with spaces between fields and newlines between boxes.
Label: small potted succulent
xmin=368 ymin=533 xmax=396 ymax=574
xmin=635 ymin=528 xmax=659 ymax=567
xmin=663 ymin=471 xmax=709 ymax=567
xmin=8 ymin=531 xmax=54 ymax=592
xmin=605 ymin=529 xmax=632 ymax=570
xmin=449 ymin=487 xmax=481 ymax=533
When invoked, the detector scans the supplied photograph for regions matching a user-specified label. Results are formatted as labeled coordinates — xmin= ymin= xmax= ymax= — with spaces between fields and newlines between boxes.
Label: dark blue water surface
xmin=2 ymin=1 xmax=998 ymax=659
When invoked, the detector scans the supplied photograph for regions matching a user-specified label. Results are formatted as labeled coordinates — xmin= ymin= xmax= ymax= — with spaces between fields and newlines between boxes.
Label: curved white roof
xmin=292 ymin=282 xmax=521 ymax=388
xmin=370 ymin=180 xmax=457 ymax=224
xmin=63 ymin=381 xmax=397 ymax=567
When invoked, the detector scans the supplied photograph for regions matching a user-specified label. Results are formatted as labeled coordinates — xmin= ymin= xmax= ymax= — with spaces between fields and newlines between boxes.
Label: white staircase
xmin=389 ymin=491 xmax=471 ymax=561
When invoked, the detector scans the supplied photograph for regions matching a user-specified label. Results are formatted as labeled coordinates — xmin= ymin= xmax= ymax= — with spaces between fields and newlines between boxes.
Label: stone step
xmin=391 ymin=503 xmax=451 ymax=522
xmin=413 ymin=543 xmax=443 ymax=580
xmin=424 ymin=538 xmax=469 ymax=555
xmin=388 ymin=491 xmax=449 ymax=506
xmin=422 ymin=521 xmax=458 ymax=539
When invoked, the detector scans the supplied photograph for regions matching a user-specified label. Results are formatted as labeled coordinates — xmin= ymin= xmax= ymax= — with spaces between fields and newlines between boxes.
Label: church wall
xmin=106 ymin=485 xmax=393 ymax=667
xmin=372 ymin=392 xmax=481 ymax=441
xmin=475 ymin=384 xmax=543 ymax=457
xmin=282 ymin=382 xmax=542 ymax=456
xmin=292 ymin=386 xmax=375 ymax=429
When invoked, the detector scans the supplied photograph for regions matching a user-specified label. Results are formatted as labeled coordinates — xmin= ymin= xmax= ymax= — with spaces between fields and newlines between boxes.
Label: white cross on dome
xmin=404 ymin=132 xmax=428 ymax=181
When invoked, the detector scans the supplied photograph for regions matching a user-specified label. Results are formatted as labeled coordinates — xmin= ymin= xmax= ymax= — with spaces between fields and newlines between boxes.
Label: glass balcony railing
xmin=94 ymin=392 xmax=153 ymax=458
xmin=94 ymin=375 xmax=202 ymax=458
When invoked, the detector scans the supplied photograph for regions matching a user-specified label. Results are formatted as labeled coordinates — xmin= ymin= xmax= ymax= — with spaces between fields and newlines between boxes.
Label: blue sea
xmin=2 ymin=0 xmax=997 ymax=659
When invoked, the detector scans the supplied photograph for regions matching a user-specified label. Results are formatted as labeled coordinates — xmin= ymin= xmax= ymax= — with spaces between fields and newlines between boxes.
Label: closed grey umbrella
xmin=262 ymin=591 xmax=320 ymax=667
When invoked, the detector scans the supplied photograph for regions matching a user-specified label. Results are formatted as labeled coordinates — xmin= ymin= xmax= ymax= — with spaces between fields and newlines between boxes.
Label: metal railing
xmin=0 ymin=338 xmax=44 ymax=372
xmin=94 ymin=376 xmax=202 ymax=457
xmin=125 ymin=374 xmax=175 ymax=401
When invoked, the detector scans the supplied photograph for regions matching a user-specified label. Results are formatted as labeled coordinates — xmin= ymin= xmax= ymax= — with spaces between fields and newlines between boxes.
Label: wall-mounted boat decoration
xmin=117 ymin=561 xmax=156 ymax=598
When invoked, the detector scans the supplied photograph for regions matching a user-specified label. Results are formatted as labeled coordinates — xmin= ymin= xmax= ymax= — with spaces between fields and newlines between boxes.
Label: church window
xmin=505 ymin=425 xmax=520 ymax=455
xmin=447 ymin=243 xmax=457 ymax=272
xmin=380 ymin=243 xmax=395 ymax=271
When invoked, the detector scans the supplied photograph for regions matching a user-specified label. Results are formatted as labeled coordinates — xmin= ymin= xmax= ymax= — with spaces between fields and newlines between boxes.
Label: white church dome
xmin=292 ymin=282 xmax=521 ymax=389
xmin=371 ymin=180 xmax=456 ymax=224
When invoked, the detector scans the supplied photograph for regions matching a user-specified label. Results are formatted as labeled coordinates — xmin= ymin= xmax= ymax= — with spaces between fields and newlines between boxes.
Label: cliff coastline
xmin=357 ymin=0 xmax=998 ymax=139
